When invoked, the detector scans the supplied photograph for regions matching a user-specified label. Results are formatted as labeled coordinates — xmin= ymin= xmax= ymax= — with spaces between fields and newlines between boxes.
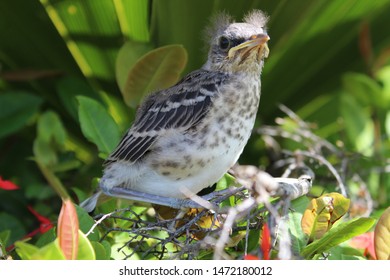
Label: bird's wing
xmin=106 ymin=69 xmax=229 ymax=164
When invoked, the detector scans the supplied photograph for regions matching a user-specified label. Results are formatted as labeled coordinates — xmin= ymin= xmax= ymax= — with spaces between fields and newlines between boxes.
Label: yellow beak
xmin=228 ymin=34 xmax=270 ymax=59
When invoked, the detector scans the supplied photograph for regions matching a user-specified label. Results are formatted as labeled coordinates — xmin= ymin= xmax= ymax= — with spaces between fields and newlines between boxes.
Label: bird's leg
xmin=103 ymin=186 xmax=245 ymax=210
xmin=105 ymin=186 xmax=207 ymax=209
xmin=199 ymin=186 xmax=246 ymax=201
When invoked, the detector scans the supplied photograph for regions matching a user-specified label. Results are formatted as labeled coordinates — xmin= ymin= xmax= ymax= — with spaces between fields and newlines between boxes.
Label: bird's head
xmin=203 ymin=10 xmax=270 ymax=74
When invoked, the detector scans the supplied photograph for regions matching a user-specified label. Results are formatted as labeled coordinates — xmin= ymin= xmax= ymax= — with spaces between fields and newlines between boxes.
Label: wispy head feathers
xmin=204 ymin=11 xmax=233 ymax=44
xmin=244 ymin=10 xmax=269 ymax=32
xmin=204 ymin=9 xmax=269 ymax=43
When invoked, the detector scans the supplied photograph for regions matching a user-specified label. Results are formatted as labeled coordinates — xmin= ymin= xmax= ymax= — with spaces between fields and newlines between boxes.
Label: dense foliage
xmin=1 ymin=0 xmax=390 ymax=260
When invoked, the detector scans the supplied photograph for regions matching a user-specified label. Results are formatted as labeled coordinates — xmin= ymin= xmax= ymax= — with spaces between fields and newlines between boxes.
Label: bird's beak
xmin=228 ymin=34 xmax=270 ymax=60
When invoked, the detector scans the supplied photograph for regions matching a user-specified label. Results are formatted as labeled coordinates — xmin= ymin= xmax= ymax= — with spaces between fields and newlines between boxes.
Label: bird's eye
xmin=218 ymin=36 xmax=230 ymax=51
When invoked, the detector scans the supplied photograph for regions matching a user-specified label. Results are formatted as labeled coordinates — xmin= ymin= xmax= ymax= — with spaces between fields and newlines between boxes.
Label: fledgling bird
xmin=81 ymin=10 xmax=270 ymax=212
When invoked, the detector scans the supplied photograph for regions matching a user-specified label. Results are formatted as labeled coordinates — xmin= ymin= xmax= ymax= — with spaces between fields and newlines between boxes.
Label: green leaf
xmin=116 ymin=41 xmax=154 ymax=93
xmin=123 ymin=44 xmax=187 ymax=108
xmin=0 ymin=230 xmax=11 ymax=256
xmin=33 ymin=138 xmax=58 ymax=167
xmin=16 ymin=240 xmax=66 ymax=260
xmin=77 ymin=230 xmax=96 ymax=260
xmin=342 ymin=72 xmax=384 ymax=109
xmin=33 ymin=111 xmax=67 ymax=166
xmin=375 ymin=65 xmax=390 ymax=105
xmin=35 ymin=228 xmax=57 ymax=248
xmin=301 ymin=217 xmax=376 ymax=259
xmin=0 ymin=213 xmax=26 ymax=246
xmin=32 ymin=239 xmax=66 ymax=260
xmin=289 ymin=211 xmax=307 ymax=254
xmin=215 ymin=173 xmax=238 ymax=207
xmin=246 ymin=229 xmax=261 ymax=253
xmin=340 ymin=93 xmax=374 ymax=155
xmin=15 ymin=241 xmax=39 ymax=260
xmin=91 ymin=241 xmax=110 ymax=260
xmin=289 ymin=196 xmax=311 ymax=254
xmin=0 ymin=91 xmax=42 ymax=139
xmin=327 ymin=246 xmax=365 ymax=260
xmin=386 ymin=111 xmax=390 ymax=139
xmin=57 ymin=77 xmax=102 ymax=120
xmin=77 ymin=96 xmax=120 ymax=156
xmin=75 ymin=204 xmax=100 ymax=241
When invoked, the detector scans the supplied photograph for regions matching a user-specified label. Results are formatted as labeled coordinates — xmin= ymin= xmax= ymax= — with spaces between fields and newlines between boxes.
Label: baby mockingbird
xmin=81 ymin=10 xmax=270 ymax=211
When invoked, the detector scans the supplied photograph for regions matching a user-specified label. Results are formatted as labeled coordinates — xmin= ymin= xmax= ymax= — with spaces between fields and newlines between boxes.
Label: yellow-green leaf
xmin=301 ymin=217 xmax=375 ymax=259
xmin=77 ymin=230 xmax=96 ymax=260
xmin=57 ymin=199 xmax=79 ymax=260
xmin=31 ymin=239 xmax=66 ymax=260
xmin=15 ymin=241 xmax=39 ymax=260
xmin=123 ymin=44 xmax=187 ymax=108
xmin=15 ymin=240 xmax=66 ymax=260
xmin=301 ymin=192 xmax=350 ymax=241
xmin=374 ymin=207 xmax=390 ymax=260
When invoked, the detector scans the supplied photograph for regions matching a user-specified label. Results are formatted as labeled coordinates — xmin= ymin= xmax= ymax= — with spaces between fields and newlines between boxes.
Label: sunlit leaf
xmin=301 ymin=217 xmax=375 ymax=259
xmin=374 ymin=206 xmax=390 ymax=260
xmin=77 ymin=96 xmax=120 ymax=156
xmin=385 ymin=111 xmax=390 ymax=139
xmin=14 ymin=241 xmax=39 ymax=260
xmin=31 ymin=239 xmax=66 ymax=260
xmin=57 ymin=199 xmax=79 ymax=260
xmin=123 ymin=44 xmax=187 ymax=108
xmin=375 ymin=65 xmax=390 ymax=105
xmin=76 ymin=230 xmax=95 ymax=260
xmin=302 ymin=193 xmax=350 ymax=241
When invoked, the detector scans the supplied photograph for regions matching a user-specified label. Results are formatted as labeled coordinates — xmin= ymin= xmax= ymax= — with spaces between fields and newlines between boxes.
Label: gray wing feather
xmin=106 ymin=70 xmax=228 ymax=164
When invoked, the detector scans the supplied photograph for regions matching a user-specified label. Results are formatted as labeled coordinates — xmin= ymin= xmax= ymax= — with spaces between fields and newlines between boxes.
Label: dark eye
xmin=218 ymin=36 xmax=230 ymax=51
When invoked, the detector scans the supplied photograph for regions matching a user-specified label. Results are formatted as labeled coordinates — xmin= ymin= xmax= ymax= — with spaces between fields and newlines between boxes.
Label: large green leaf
xmin=76 ymin=230 xmax=96 ymax=260
xmin=0 ymin=92 xmax=42 ymax=139
xmin=116 ymin=41 xmax=154 ymax=93
xmin=42 ymin=0 xmax=150 ymax=84
xmin=75 ymin=204 xmax=100 ymax=242
xmin=15 ymin=240 xmax=66 ymax=260
xmin=77 ymin=96 xmax=120 ymax=156
xmin=122 ymin=44 xmax=187 ymax=108
xmin=301 ymin=217 xmax=376 ymax=259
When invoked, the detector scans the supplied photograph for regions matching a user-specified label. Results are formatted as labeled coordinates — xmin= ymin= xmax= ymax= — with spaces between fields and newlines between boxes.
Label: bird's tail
xmin=80 ymin=190 xmax=103 ymax=213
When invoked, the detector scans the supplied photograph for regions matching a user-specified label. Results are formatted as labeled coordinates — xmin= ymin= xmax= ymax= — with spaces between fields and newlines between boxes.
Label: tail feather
xmin=80 ymin=190 xmax=103 ymax=213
